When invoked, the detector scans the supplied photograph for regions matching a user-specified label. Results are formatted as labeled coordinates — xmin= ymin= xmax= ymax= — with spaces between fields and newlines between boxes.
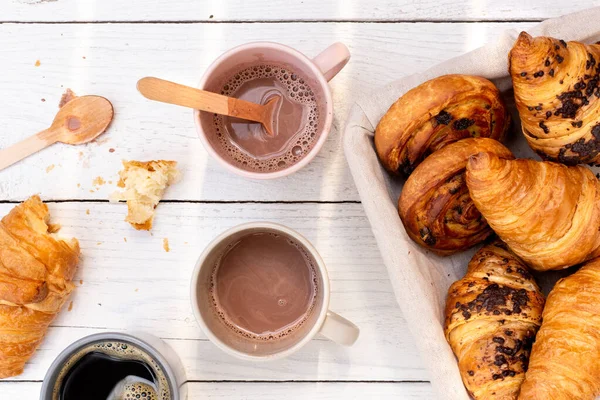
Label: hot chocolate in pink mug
xmin=194 ymin=42 xmax=350 ymax=179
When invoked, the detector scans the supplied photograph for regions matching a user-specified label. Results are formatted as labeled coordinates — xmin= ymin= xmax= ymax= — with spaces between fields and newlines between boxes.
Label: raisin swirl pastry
xmin=375 ymin=74 xmax=510 ymax=175
xmin=445 ymin=241 xmax=544 ymax=400
xmin=399 ymin=138 xmax=513 ymax=255
xmin=510 ymin=32 xmax=600 ymax=164
xmin=466 ymin=152 xmax=600 ymax=271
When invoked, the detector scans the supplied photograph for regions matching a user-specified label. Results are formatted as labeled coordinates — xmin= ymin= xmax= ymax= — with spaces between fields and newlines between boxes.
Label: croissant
xmin=0 ymin=196 xmax=80 ymax=378
xmin=445 ymin=241 xmax=544 ymax=400
xmin=466 ymin=152 xmax=600 ymax=271
xmin=375 ymin=74 xmax=510 ymax=175
xmin=510 ymin=32 xmax=600 ymax=164
xmin=399 ymin=138 xmax=513 ymax=255
xmin=518 ymin=258 xmax=600 ymax=399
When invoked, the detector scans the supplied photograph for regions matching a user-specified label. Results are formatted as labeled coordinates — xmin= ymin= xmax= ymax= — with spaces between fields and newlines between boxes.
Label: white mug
xmin=190 ymin=222 xmax=359 ymax=360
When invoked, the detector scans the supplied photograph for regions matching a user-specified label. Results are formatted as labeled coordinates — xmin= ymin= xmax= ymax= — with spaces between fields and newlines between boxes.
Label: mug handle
xmin=319 ymin=310 xmax=360 ymax=346
xmin=312 ymin=42 xmax=351 ymax=82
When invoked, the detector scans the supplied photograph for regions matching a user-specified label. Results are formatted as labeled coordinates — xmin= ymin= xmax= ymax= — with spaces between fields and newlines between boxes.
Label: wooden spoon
xmin=0 ymin=95 xmax=114 ymax=172
xmin=137 ymin=77 xmax=279 ymax=136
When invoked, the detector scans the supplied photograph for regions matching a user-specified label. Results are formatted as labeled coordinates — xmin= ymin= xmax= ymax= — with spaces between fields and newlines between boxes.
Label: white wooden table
xmin=0 ymin=1 xmax=591 ymax=398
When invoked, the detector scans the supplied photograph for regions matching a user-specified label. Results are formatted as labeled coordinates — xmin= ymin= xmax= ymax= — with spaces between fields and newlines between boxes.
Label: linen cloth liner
xmin=342 ymin=7 xmax=600 ymax=400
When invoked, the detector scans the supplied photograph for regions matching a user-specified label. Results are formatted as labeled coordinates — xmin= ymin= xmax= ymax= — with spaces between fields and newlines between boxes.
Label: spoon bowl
xmin=52 ymin=95 xmax=114 ymax=145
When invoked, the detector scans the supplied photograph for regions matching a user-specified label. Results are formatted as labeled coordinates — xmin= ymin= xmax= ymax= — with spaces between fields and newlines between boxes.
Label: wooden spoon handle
xmin=137 ymin=77 xmax=266 ymax=124
xmin=0 ymin=130 xmax=57 ymax=171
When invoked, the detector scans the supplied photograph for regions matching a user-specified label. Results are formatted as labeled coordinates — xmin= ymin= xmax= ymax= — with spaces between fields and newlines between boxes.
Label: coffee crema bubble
xmin=209 ymin=232 xmax=319 ymax=341
xmin=212 ymin=64 xmax=320 ymax=173
xmin=51 ymin=341 xmax=171 ymax=400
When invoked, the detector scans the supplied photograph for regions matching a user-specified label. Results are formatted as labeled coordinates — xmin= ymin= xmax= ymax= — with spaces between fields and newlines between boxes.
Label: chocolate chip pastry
xmin=510 ymin=32 xmax=600 ymax=164
xmin=445 ymin=241 xmax=544 ymax=400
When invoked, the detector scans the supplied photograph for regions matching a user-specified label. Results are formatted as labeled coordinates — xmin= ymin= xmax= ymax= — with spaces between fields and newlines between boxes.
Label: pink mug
xmin=194 ymin=42 xmax=350 ymax=179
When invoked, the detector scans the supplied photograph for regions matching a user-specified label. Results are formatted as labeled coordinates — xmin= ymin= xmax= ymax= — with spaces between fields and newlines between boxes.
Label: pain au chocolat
xmin=510 ymin=32 xmax=600 ymax=164
xmin=375 ymin=74 xmax=510 ymax=175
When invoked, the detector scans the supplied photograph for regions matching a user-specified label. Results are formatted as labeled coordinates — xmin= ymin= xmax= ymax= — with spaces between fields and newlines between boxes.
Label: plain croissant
xmin=518 ymin=258 xmax=600 ymax=399
xmin=510 ymin=32 xmax=600 ymax=164
xmin=466 ymin=152 xmax=600 ymax=271
xmin=399 ymin=138 xmax=513 ymax=255
xmin=445 ymin=241 xmax=544 ymax=399
xmin=0 ymin=196 xmax=80 ymax=378
xmin=375 ymin=74 xmax=510 ymax=175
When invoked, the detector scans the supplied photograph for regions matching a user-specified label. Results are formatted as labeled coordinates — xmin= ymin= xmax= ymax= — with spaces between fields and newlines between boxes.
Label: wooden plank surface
xmin=2 ymin=0 xmax=596 ymax=22
xmin=0 ymin=202 xmax=427 ymax=382
xmin=0 ymin=381 xmax=434 ymax=399
xmin=0 ymin=21 xmax=533 ymax=202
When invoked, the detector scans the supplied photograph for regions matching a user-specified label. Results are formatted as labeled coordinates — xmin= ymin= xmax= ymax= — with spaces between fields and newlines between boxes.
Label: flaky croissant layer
xmin=466 ymin=152 xmax=600 ymax=270
xmin=518 ymin=258 xmax=600 ymax=399
xmin=510 ymin=32 xmax=600 ymax=164
xmin=445 ymin=241 xmax=544 ymax=399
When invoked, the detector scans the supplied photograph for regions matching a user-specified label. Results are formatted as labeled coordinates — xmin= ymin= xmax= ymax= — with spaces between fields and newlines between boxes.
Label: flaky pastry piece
xmin=510 ymin=32 xmax=600 ymax=164
xmin=111 ymin=160 xmax=180 ymax=231
xmin=445 ymin=241 xmax=544 ymax=400
xmin=519 ymin=258 xmax=600 ymax=399
xmin=375 ymin=74 xmax=510 ymax=175
xmin=0 ymin=195 xmax=80 ymax=378
xmin=399 ymin=138 xmax=513 ymax=255
xmin=466 ymin=152 xmax=600 ymax=270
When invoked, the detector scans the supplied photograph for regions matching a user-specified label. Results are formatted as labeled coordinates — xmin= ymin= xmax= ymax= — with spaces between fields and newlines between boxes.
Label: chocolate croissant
xmin=399 ymin=138 xmax=513 ymax=255
xmin=510 ymin=32 xmax=600 ymax=164
xmin=0 ymin=196 xmax=80 ymax=378
xmin=519 ymin=258 xmax=600 ymax=399
xmin=375 ymin=74 xmax=510 ymax=175
xmin=466 ymin=152 xmax=600 ymax=271
xmin=445 ymin=241 xmax=544 ymax=400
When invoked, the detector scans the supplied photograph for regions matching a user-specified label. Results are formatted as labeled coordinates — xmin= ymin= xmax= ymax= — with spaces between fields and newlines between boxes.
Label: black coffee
xmin=59 ymin=351 xmax=155 ymax=400
xmin=52 ymin=341 xmax=170 ymax=400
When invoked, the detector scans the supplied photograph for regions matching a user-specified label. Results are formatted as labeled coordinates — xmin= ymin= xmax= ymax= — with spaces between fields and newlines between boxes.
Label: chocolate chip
xmin=545 ymin=59 xmax=550 ymax=67
xmin=468 ymin=370 xmax=474 ymax=376
xmin=520 ymin=72 xmax=527 ymax=77
xmin=539 ymin=121 xmax=550 ymax=134
xmin=546 ymin=111 xmax=552 ymax=119
xmin=434 ymin=110 xmax=452 ymax=125
xmin=549 ymin=69 xmax=555 ymax=77
xmin=493 ymin=337 xmax=505 ymax=344
xmin=533 ymin=71 xmax=544 ymax=78
xmin=556 ymin=55 xmax=564 ymax=64
xmin=453 ymin=118 xmax=475 ymax=130
xmin=560 ymin=39 xmax=567 ymax=48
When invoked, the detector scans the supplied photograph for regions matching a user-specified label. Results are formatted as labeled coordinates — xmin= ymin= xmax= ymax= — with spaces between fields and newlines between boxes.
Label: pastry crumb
xmin=163 ymin=238 xmax=170 ymax=252
xmin=123 ymin=237 xmax=127 ymax=242
xmin=77 ymin=183 xmax=81 ymax=188
xmin=86 ymin=209 xmax=90 ymax=215
xmin=68 ymin=301 xmax=73 ymax=311
xmin=96 ymin=242 xmax=102 ymax=245
xmin=92 ymin=176 xmax=105 ymax=186
xmin=111 ymin=160 xmax=180 ymax=231
xmin=59 ymin=88 xmax=77 ymax=108
xmin=135 ymin=288 xmax=139 ymax=292
xmin=109 ymin=148 xmax=115 ymax=153
xmin=41 ymin=98 xmax=46 ymax=102
xmin=80 ymin=279 xmax=83 ymax=285
xmin=35 ymin=60 xmax=41 ymax=67
xmin=46 ymin=164 xmax=55 ymax=173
